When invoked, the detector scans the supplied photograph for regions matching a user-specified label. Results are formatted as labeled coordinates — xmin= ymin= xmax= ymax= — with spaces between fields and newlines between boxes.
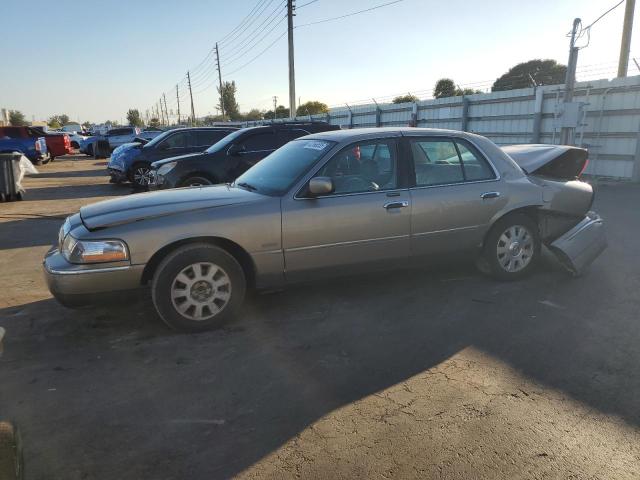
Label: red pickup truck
xmin=0 ymin=126 xmax=72 ymax=161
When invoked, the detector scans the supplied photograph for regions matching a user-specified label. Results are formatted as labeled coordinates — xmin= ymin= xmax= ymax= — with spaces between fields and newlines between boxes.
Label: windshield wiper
xmin=236 ymin=181 xmax=258 ymax=192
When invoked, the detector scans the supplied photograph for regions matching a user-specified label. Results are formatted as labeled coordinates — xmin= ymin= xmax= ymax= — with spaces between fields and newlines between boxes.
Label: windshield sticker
xmin=303 ymin=141 xmax=329 ymax=151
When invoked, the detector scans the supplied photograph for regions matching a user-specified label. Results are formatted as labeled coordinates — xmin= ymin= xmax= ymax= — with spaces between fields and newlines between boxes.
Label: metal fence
xmin=271 ymin=75 xmax=640 ymax=181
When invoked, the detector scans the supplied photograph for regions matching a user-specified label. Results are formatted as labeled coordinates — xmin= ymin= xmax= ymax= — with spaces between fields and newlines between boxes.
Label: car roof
xmin=301 ymin=127 xmax=471 ymax=142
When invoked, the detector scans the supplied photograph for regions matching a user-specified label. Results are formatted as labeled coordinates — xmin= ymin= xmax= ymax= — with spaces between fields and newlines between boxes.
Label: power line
xmin=586 ymin=0 xmax=625 ymax=29
xmin=224 ymin=13 xmax=288 ymax=65
xmin=222 ymin=1 xmax=286 ymax=61
xmin=219 ymin=0 xmax=278 ymax=48
xmin=296 ymin=0 xmax=405 ymax=28
xmin=297 ymin=0 xmax=320 ymax=8
xmin=218 ymin=0 xmax=271 ymax=45
xmin=224 ymin=30 xmax=288 ymax=76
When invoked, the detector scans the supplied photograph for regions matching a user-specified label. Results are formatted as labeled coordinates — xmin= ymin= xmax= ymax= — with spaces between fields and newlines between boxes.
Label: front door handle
xmin=383 ymin=201 xmax=409 ymax=209
xmin=481 ymin=191 xmax=501 ymax=199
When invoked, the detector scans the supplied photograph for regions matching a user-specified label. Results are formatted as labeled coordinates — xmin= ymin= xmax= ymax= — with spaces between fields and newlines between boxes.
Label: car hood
xmin=151 ymin=151 xmax=207 ymax=167
xmin=80 ymin=184 xmax=263 ymax=230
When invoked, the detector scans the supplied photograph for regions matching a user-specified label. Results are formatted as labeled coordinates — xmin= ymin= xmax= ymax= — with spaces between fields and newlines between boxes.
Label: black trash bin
xmin=0 ymin=153 xmax=21 ymax=202
xmin=93 ymin=139 xmax=111 ymax=159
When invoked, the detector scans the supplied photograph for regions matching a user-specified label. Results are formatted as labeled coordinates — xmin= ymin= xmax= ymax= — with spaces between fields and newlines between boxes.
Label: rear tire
xmin=151 ymin=244 xmax=246 ymax=332
xmin=482 ymin=213 xmax=540 ymax=281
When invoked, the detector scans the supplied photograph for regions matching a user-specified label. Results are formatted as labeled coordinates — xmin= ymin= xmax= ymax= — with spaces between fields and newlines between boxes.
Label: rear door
xmin=406 ymin=135 xmax=505 ymax=257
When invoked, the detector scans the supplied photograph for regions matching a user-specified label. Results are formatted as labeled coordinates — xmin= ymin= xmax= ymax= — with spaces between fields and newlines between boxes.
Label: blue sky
xmin=1 ymin=0 xmax=637 ymax=123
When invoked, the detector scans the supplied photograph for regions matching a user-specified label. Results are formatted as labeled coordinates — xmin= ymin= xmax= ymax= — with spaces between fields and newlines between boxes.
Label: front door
xmin=405 ymin=136 xmax=506 ymax=257
xmin=282 ymin=137 xmax=411 ymax=281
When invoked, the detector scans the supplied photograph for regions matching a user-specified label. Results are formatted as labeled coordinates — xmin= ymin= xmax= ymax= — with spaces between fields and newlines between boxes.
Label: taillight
xmin=579 ymin=159 xmax=589 ymax=177
xmin=64 ymin=135 xmax=70 ymax=145
xmin=35 ymin=141 xmax=41 ymax=152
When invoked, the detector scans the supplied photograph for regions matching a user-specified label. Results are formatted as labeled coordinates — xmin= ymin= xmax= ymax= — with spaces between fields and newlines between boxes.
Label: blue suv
xmin=108 ymin=127 xmax=238 ymax=188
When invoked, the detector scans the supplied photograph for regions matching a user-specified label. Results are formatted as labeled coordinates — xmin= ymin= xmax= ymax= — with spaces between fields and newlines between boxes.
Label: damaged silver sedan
xmin=44 ymin=128 xmax=606 ymax=332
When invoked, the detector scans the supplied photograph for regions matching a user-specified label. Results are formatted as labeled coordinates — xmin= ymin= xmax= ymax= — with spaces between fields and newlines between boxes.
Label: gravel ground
xmin=1 ymin=154 xmax=639 ymax=479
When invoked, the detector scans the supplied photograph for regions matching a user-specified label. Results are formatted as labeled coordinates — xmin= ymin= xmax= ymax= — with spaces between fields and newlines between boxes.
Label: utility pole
xmin=215 ymin=43 xmax=226 ymax=120
xmin=272 ymin=96 xmax=278 ymax=120
xmin=287 ymin=0 xmax=296 ymax=118
xmin=560 ymin=17 xmax=581 ymax=145
xmin=163 ymin=93 xmax=169 ymax=126
xmin=158 ymin=101 xmax=164 ymax=126
xmin=187 ymin=71 xmax=196 ymax=126
xmin=618 ymin=0 xmax=636 ymax=77
xmin=176 ymin=85 xmax=181 ymax=125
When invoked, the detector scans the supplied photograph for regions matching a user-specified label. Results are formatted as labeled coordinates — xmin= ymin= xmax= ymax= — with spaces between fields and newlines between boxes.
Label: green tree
xmin=9 ymin=110 xmax=27 ymax=126
xmin=48 ymin=116 xmax=62 ymax=129
xmin=82 ymin=121 xmax=91 ymax=129
xmin=148 ymin=117 xmax=161 ymax=128
xmin=217 ymin=81 xmax=241 ymax=120
xmin=392 ymin=94 xmax=419 ymax=104
xmin=296 ymin=100 xmax=329 ymax=116
xmin=264 ymin=105 xmax=290 ymax=119
xmin=454 ymin=87 xmax=482 ymax=96
xmin=434 ymin=78 xmax=456 ymax=99
xmin=492 ymin=59 xmax=567 ymax=92
xmin=243 ymin=109 xmax=264 ymax=121
xmin=126 ymin=109 xmax=144 ymax=127
xmin=58 ymin=114 xmax=70 ymax=125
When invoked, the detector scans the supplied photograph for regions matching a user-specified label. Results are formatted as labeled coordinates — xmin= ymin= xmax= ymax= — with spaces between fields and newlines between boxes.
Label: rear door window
xmin=410 ymin=139 xmax=464 ymax=186
xmin=455 ymin=141 xmax=496 ymax=181
xmin=239 ymin=132 xmax=276 ymax=152
xmin=195 ymin=130 xmax=229 ymax=148
xmin=160 ymin=131 xmax=190 ymax=149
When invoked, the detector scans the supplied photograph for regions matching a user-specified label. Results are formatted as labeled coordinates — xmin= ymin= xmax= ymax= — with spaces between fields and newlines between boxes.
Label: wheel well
xmin=481 ymin=206 xmax=540 ymax=249
xmin=178 ymin=172 xmax=218 ymax=187
xmin=70 ymin=141 xmax=79 ymax=148
xmin=141 ymin=236 xmax=256 ymax=288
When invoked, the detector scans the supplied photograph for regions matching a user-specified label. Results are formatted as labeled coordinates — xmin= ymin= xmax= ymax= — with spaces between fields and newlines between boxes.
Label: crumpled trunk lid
xmin=502 ymin=144 xmax=588 ymax=179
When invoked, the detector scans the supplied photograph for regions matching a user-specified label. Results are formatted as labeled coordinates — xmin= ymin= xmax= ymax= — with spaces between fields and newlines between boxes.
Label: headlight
xmin=61 ymin=235 xmax=129 ymax=264
xmin=156 ymin=161 xmax=177 ymax=176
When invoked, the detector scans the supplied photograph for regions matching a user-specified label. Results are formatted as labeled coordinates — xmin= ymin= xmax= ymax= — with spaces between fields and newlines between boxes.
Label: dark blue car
xmin=107 ymin=127 xmax=238 ymax=188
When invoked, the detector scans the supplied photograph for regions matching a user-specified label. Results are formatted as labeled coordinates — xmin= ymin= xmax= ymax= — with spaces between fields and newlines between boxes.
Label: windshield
xmin=205 ymin=128 xmax=246 ymax=154
xmin=234 ymin=139 xmax=335 ymax=196
xmin=142 ymin=129 xmax=173 ymax=148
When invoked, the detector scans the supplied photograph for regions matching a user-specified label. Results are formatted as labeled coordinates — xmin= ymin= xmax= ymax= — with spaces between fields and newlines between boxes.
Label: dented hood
xmin=502 ymin=144 xmax=588 ymax=180
xmin=80 ymin=184 xmax=263 ymax=230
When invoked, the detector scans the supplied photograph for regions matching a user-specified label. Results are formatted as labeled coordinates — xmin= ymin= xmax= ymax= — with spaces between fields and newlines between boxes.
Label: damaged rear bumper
xmin=548 ymin=212 xmax=606 ymax=276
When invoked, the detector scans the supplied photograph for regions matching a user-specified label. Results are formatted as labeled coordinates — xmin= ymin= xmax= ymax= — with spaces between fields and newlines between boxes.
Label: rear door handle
xmin=383 ymin=201 xmax=409 ymax=209
xmin=481 ymin=191 xmax=501 ymax=199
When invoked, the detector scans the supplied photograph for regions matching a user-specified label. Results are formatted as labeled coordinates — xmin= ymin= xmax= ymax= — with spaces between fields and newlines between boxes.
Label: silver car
xmin=44 ymin=128 xmax=606 ymax=332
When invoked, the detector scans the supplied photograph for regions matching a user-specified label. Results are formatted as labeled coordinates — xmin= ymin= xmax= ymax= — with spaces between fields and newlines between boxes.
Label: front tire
xmin=482 ymin=213 xmax=540 ymax=281
xmin=151 ymin=244 xmax=246 ymax=332
xmin=131 ymin=162 xmax=152 ymax=189
xmin=180 ymin=176 xmax=214 ymax=187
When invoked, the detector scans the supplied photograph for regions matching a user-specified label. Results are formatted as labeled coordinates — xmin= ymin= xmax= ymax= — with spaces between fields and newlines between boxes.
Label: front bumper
xmin=148 ymin=170 xmax=173 ymax=190
xmin=549 ymin=212 xmax=607 ymax=276
xmin=108 ymin=166 xmax=128 ymax=182
xmin=43 ymin=248 xmax=145 ymax=306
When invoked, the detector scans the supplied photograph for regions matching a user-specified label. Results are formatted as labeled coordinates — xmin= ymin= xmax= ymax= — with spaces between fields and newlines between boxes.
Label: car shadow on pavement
xmin=0 ymin=251 xmax=637 ymax=479
xmin=21 ymin=184 xmax=127 ymax=202
xmin=0 ymin=218 xmax=64 ymax=249
xmin=31 ymin=170 xmax=109 ymax=179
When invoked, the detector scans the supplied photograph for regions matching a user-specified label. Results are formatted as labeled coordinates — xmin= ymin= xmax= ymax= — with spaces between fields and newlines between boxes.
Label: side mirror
xmin=228 ymin=144 xmax=245 ymax=156
xmin=308 ymin=177 xmax=334 ymax=196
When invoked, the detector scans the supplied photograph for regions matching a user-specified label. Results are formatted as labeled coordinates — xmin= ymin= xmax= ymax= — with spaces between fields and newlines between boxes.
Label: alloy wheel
xmin=133 ymin=166 xmax=152 ymax=186
xmin=496 ymin=224 xmax=534 ymax=273
xmin=170 ymin=262 xmax=232 ymax=321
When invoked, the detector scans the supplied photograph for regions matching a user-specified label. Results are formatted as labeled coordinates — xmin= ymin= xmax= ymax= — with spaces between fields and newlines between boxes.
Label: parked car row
xmin=80 ymin=126 xmax=164 ymax=158
xmin=106 ymin=122 xmax=339 ymax=189
xmin=44 ymin=127 xmax=606 ymax=333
